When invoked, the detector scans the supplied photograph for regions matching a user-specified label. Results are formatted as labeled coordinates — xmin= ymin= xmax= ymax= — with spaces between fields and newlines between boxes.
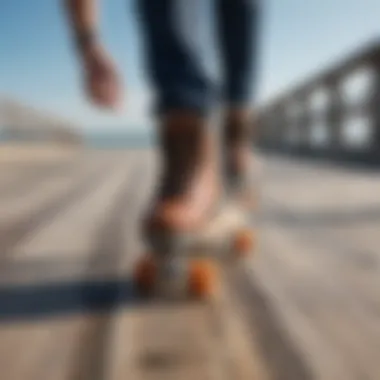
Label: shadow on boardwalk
xmin=0 ymin=277 xmax=138 ymax=323
xmin=0 ymin=155 xmax=144 ymax=322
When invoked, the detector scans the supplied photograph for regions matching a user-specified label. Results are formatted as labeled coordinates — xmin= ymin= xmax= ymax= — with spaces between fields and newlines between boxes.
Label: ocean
xmin=0 ymin=127 xmax=155 ymax=149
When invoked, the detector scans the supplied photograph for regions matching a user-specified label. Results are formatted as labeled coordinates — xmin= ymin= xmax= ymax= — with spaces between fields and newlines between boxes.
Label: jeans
xmin=135 ymin=0 xmax=261 ymax=116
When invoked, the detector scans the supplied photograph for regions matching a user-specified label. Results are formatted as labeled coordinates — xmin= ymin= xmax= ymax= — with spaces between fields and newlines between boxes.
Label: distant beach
xmin=84 ymin=130 xmax=155 ymax=149
xmin=0 ymin=127 xmax=155 ymax=150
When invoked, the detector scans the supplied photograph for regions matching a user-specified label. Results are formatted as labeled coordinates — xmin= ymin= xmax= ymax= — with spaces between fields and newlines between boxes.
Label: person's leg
xmin=215 ymin=0 xmax=261 ymax=191
xmin=136 ymin=0 xmax=214 ymax=115
xmin=135 ymin=0 xmax=219 ymax=235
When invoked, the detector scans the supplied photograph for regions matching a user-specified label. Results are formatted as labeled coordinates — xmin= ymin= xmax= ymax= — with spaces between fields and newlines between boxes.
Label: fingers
xmin=83 ymin=57 xmax=123 ymax=110
xmin=87 ymin=74 xmax=122 ymax=110
xmin=80 ymin=44 xmax=126 ymax=111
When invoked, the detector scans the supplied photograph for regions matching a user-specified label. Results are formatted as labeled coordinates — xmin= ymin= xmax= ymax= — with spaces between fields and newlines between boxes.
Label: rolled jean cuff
xmin=223 ymin=80 xmax=255 ymax=108
xmin=155 ymin=88 xmax=215 ymax=117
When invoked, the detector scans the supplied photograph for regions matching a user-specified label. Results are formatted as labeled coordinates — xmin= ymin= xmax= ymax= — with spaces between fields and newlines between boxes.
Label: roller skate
xmin=133 ymin=113 xmax=221 ymax=300
xmin=177 ymin=111 xmax=258 ymax=263
xmin=193 ymin=199 xmax=254 ymax=262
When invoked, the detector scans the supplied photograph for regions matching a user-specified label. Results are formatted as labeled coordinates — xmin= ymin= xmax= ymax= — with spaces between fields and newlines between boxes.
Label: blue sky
xmin=1 ymin=0 xmax=379 ymax=132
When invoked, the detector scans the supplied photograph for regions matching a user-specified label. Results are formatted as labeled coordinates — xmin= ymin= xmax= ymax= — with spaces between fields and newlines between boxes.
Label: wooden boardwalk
xmin=0 ymin=148 xmax=379 ymax=380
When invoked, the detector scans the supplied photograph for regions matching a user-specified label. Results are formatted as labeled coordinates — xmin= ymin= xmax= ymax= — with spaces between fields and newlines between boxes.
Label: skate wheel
xmin=133 ymin=255 xmax=157 ymax=295
xmin=232 ymin=229 xmax=254 ymax=257
xmin=188 ymin=259 xmax=218 ymax=298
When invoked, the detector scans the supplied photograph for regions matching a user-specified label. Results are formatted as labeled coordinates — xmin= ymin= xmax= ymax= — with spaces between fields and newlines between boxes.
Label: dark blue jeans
xmin=136 ymin=0 xmax=260 ymax=116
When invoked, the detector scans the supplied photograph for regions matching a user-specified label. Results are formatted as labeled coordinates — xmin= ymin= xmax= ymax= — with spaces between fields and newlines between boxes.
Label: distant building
xmin=0 ymin=97 xmax=82 ymax=145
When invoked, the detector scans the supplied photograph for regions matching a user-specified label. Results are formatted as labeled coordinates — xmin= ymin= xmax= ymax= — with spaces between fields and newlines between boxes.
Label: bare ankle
xmin=223 ymin=108 xmax=253 ymax=146
xmin=160 ymin=111 xmax=206 ymax=132
xmin=225 ymin=108 xmax=251 ymax=125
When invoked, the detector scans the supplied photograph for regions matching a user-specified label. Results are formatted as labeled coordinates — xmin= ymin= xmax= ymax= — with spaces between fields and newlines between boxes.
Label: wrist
xmin=74 ymin=29 xmax=99 ymax=57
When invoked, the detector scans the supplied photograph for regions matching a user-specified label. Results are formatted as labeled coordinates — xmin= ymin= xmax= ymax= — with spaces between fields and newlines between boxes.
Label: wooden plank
xmin=251 ymin=155 xmax=380 ymax=380
xmin=12 ymin=156 xmax=135 ymax=259
xmin=106 ymin=276 xmax=265 ymax=380
xmin=0 ymin=150 xmax=379 ymax=380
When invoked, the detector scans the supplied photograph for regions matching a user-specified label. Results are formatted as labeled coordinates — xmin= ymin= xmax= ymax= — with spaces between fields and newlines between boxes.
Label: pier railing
xmin=256 ymin=39 xmax=380 ymax=165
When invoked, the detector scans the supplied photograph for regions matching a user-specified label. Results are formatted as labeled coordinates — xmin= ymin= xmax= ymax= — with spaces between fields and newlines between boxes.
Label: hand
xmin=80 ymin=44 xmax=123 ymax=110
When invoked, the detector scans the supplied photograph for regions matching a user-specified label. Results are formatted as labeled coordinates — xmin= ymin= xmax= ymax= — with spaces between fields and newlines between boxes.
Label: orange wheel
xmin=232 ymin=228 xmax=254 ymax=257
xmin=133 ymin=255 xmax=157 ymax=294
xmin=188 ymin=259 xmax=218 ymax=298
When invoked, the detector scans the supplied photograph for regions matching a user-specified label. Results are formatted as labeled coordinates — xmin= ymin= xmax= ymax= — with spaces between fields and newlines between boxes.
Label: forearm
xmin=64 ymin=0 xmax=98 ymax=52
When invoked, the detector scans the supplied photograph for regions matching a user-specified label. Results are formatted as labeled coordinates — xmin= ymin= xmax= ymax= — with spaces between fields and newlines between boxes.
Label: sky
xmin=1 ymin=0 xmax=379 ymax=133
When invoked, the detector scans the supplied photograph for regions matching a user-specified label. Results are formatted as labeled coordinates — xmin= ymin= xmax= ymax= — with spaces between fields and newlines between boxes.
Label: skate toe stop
xmin=188 ymin=259 xmax=218 ymax=298
xmin=233 ymin=229 xmax=254 ymax=256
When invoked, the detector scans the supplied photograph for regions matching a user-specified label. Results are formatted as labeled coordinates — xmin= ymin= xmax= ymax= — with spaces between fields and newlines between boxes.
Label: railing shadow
xmin=0 ymin=275 xmax=137 ymax=323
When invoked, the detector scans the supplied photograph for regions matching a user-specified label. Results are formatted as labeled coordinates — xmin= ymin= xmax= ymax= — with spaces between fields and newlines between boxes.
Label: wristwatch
xmin=75 ymin=30 xmax=97 ymax=52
